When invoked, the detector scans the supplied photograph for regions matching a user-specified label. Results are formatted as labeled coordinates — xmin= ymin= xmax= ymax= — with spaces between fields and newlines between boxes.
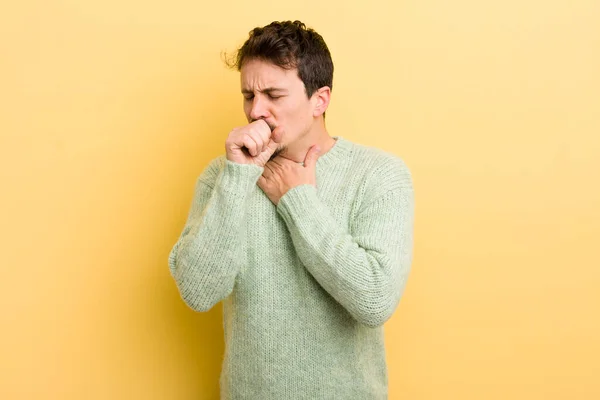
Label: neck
xmin=276 ymin=123 xmax=337 ymax=164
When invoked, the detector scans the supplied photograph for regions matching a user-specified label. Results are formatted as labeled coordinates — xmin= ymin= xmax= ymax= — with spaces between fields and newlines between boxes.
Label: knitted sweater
xmin=168 ymin=136 xmax=414 ymax=400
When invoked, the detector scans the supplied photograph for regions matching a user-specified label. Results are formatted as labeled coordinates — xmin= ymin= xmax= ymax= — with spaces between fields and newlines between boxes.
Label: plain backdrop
xmin=1 ymin=0 xmax=599 ymax=399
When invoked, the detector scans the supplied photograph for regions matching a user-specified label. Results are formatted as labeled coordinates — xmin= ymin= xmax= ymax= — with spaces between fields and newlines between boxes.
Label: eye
xmin=268 ymin=94 xmax=282 ymax=100
xmin=243 ymin=95 xmax=254 ymax=101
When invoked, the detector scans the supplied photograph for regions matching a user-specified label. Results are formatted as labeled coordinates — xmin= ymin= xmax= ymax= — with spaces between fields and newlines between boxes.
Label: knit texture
xmin=168 ymin=136 xmax=414 ymax=400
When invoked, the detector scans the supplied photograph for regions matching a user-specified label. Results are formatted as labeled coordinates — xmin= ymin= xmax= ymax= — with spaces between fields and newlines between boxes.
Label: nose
xmin=249 ymin=95 xmax=270 ymax=121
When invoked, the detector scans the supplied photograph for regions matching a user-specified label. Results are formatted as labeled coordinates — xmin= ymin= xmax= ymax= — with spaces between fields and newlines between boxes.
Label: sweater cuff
xmin=276 ymin=184 xmax=320 ymax=225
xmin=216 ymin=159 xmax=264 ymax=197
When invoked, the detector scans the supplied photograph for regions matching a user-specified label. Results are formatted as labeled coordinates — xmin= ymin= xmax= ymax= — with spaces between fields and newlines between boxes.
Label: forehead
xmin=240 ymin=59 xmax=302 ymax=89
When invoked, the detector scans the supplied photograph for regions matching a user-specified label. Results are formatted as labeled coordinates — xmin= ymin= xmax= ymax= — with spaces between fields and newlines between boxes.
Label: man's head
xmin=226 ymin=20 xmax=334 ymax=154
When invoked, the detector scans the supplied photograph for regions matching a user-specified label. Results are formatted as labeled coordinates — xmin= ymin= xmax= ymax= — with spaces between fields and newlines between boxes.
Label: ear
xmin=312 ymin=86 xmax=331 ymax=117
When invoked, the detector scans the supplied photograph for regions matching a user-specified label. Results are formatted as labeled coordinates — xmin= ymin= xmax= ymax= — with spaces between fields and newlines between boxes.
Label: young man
xmin=169 ymin=20 xmax=415 ymax=400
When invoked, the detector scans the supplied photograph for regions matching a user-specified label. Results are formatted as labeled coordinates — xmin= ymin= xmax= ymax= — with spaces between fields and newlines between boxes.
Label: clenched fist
xmin=225 ymin=120 xmax=284 ymax=167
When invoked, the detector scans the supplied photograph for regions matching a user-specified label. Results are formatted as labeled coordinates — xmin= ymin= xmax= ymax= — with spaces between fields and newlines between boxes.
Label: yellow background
xmin=1 ymin=0 xmax=599 ymax=399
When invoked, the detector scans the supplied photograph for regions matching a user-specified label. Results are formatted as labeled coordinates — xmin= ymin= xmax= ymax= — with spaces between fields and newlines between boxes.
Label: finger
xmin=248 ymin=130 xmax=266 ymax=153
xmin=257 ymin=175 xmax=267 ymax=189
xmin=253 ymin=118 xmax=272 ymax=133
xmin=254 ymin=120 xmax=272 ymax=144
xmin=270 ymin=157 xmax=287 ymax=169
xmin=250 ymin=120 xmax=270 ymax=151
xmin=264 ymin=162 xmax=276 ymax=176
xmin=269 ymin=156 xmax=285 ymax=167
xmin=243 ymin=134 xmax=260 ymax=157
xmin=270 ymin=125 xmax=284 ymax=144
xmin=303 ymin=145 xmax=321 ymax=168
xmin=265 ymin=126 xmax=284 ymax=157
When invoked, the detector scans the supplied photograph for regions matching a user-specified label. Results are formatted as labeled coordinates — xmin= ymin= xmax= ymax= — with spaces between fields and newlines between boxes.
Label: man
xmin=169 ymin=20 xmax=414 ymax=400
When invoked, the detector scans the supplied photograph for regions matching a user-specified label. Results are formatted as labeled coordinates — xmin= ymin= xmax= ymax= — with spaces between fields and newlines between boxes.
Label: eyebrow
xmin=241 ymin=87 xmax=288 ymax=95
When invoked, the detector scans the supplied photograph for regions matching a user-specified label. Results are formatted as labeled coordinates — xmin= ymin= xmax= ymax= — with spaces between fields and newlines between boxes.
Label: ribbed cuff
xmin=276 ymin=184 xmax=319 ymax=225
xmin=216 ymin=159 xmax=264 ymax=197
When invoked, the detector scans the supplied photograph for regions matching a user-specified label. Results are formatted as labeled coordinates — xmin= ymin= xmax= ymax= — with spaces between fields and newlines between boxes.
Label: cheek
xmin=276 ymin=100 xmax=310 ymax=137
xmin=286 ymin=102 xmax=310 ymax=122
xmin=299 ymin=103 xmax=314 ymax=127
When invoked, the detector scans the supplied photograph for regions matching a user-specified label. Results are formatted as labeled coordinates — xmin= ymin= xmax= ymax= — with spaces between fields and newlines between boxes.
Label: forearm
xmin=277 ymin=184 xmax=414 ymax=327
xmin=169 ymin=160 xmax=263 ymax=311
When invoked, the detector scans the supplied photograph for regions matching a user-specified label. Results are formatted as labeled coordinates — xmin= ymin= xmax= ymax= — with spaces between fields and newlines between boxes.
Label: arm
xmin=275 ymin=164 xmax=414 ymax=327
xmin=168 ymin=158 xmax=263 ymax=312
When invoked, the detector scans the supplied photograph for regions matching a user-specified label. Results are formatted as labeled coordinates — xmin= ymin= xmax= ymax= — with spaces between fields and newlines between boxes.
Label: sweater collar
xmin=317 ymin=136 xmax=352 ymax=168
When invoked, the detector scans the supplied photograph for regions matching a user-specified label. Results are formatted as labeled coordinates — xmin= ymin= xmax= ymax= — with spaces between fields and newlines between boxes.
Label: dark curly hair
xmin=225 ymin=20 xmax=334 ymax=98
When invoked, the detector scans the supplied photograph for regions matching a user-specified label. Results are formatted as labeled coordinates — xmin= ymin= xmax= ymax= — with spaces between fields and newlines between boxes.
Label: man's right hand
xmin=225 ymin=120 xmax=283 ymax=167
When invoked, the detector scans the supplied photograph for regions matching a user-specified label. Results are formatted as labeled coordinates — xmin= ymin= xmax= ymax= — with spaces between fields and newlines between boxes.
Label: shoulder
xmin=347 ymin=140 xmax=413 ymax=192
xmin=334 ymin=138 xmax=413 ymax=213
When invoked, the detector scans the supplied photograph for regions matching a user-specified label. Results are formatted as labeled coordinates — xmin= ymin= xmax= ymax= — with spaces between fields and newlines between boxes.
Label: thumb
xmin=304 ymin=145 xmax=321 ymax=168
xmin=265 ymin=126 xmax=284 ymax=155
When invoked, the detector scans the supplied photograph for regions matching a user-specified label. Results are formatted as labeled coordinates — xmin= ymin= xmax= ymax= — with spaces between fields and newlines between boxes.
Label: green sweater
xmin=168 ymin=136 xmax=414 ymax=399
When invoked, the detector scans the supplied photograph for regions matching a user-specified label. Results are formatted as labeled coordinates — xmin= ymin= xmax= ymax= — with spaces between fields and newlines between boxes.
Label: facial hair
xmin=270 ymin=145 xmax=287 ymax=161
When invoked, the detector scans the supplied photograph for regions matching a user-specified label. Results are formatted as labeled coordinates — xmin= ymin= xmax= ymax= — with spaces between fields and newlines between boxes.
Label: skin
xmin=225 ymin=58 xmax=337 ymax=205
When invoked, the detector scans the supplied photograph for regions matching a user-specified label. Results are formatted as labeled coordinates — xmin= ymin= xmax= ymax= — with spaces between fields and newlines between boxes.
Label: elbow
xmin=355 ymin=304 xmax=396 ymax=328
xmin=169 ymin=250 xmax=224 ymax=313
xmin=180 ymin=291 xmax=217 ymax=313
xmin=353 ymin=253 xmax=411 ymax=327
xmin=175 ymin=273 xmax=225 ymax=313
xmin=353 ymin=286 xmax=406 ymax=328
xmin=171 ymin=263 xmax=222 ymax=313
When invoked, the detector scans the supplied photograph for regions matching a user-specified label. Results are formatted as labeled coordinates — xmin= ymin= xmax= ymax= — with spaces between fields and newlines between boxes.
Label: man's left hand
xmin=257 ymin=145 xmax=321 ymax=205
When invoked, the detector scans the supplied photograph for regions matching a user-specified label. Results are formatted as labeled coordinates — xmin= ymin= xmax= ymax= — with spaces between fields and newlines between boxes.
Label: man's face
xmin=240 ymin=59 xmax=316 ymax=155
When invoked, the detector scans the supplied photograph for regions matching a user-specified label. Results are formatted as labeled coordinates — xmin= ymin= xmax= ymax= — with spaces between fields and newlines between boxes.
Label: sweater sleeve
xmin=168 ymin=158 xmax=264 ymax=312
xmin=275 ymin=165 xmax=414 ymax=328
